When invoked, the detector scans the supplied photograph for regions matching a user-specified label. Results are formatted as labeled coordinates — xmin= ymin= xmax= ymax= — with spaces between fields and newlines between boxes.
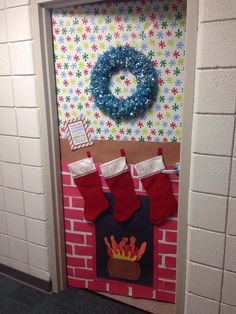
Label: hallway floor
xmin=0 ymin=274 xmax=146 ymax=314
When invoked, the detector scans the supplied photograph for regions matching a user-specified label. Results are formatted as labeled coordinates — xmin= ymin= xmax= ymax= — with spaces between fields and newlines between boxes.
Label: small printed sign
xmin=65 ymin=116 xmax=93 ymax=150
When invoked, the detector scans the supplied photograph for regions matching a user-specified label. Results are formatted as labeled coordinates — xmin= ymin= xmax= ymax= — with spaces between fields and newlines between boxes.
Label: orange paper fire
xmin=104 ymin=235 xmax=147 ymax=262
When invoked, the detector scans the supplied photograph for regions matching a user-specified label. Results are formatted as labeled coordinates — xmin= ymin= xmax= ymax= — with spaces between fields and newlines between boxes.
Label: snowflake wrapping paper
xmin=52 ymin=0 xmax=186 ymax=143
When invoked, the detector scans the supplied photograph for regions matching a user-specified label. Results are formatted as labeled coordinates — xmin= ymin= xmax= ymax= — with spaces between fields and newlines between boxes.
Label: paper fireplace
xmin=62 ymin=162 xmax=178 ymax=303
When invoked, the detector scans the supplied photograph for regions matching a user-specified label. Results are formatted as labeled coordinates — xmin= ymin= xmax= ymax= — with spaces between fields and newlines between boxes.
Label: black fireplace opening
xmin=95 ymin=193 xmax=154 ymax=287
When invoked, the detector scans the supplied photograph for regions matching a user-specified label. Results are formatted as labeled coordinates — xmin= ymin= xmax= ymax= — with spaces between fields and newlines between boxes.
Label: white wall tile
xmin=16 ymin=108 xmax=40 ymax=138
xmin=227 ymin=198 xmax=236 ymax=236
xmin=11 ymin=259 xmax=29 ymax=274
xmin=0 ymin=108 xmax=17 ymax=136
xmin=9 ymin=237 xmax=28 ymax=264
xmin=0 ymin=0 xmax=5 ymax=10
xmin=1 ymin=162 xmax=22 ymax=189
xmin=221 ymin=303 xmax=236 ymax=314
xmin=29 ymin=266 xmax=50 ymax=281
xmin=6 ymin=6 xmax=31 ymax=42
xmin=185 ymin=293 xmax=219 ymax=314
xmin=13 ymin=76 xmax=38 ymax=108
xmin=0 ymin=11 xmax=7 ymax=43
xmin=0 ymin=77 xmax=14 ymax=107
xmin=6 ymin=0 xmax=29 ymax=7
xmin=6 ymin=212 xmax=26 ymax=240
xmin=20 ymin=138 xmax=42 ymax=166
xmin=197 ymin=21 xmax=236 ymax=68
xmin=9 ymin=41 xmax=35 ymax=75
xmin=0 ymin=188 xmax=4 ymax=210
xmin=195 ymin=70 xmax=236 ymax=114
xmin=24 ymin=192 xmax=47 ymax=220
xmin=0 ymin=234 xmax=9 ymax=256
xmin=222 ymin=271 xmax=236 ymax=307
xmin=189 ymin=191 xmax=227 ymax=232
xmin=199 ymin=0 xmax=236 ymax=22
xmin=0 ymin=136 xmax=20 ymax=163
xmin=188 ymin=228 xmax=225 ymax=268
xmin=192 ymin=115 xmax=234 ymax=156
xmin=190 ymin=154 xmax=231 ymax=195
xmin=187 ymin=262 xmax=222 ymax=301
xmin=4 ymin=187 xmax=24 ymax=215
xmin=0 ymin=255 xmax=12 ymax=267
xmin=225 ymin=236 xmax=236 ymax=272
xmin=230 ymin=159 xmax=236 ymax=197
xmin=234 ymin=128 xmax=236 ymax=157
xmin=26 ymin=219 xmax=48 ymax=246
xmin=28 ymin=243 xmax=49 ymax=271
xmin=0 ymin=210 xmax=7 ymax=233
xmin=0 ymin=163 xmax=2 ymax=186
xmin=0 ymin=44 xmax=11 ymax=75
xmin=22 ymin=165 xmax=44 ymax=193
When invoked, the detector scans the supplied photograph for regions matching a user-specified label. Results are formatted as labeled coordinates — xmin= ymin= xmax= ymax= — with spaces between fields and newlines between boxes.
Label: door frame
xmin=32 ymin=0 xmax=198 ymax=312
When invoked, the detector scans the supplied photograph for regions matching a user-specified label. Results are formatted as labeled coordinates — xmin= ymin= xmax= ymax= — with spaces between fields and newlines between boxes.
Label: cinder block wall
xmin=0 ymin=0 xmax=50 ymax=282
xmin=185 ymin=1 xmax=236 ymax=313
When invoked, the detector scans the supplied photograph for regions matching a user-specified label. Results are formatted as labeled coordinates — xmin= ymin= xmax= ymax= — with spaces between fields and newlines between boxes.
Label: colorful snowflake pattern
xmin=52 ymin=0 xmax=186 ymax=142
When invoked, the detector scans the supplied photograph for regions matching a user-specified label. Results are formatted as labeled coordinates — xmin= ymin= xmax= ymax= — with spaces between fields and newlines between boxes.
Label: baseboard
xmin=0 ymin=263 xmax=52 ymax=292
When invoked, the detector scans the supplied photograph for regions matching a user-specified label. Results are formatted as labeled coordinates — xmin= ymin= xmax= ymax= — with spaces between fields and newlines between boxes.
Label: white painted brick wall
xmin=225 ymin=236 xmax=236 ymax=273
xmin=0 ymin=136 xmax=20 ymax=163
xmin=186 ymin=0 xmax=236 ymax=313
xmin=0 ymin=77 xmax=14 ymax=107
xmin=0 ymin=1 xmax=50 ymax=282
xmin=189 ymin=191 xmax=227 ymax=232
xmin=187 ymin=262 xmax=223 ymax=301
xmin=186 ymin=293 xmax=220 ymax=314
xmin=230 ymin=159 xmax=236 ymax=197
xmin=227 ymin=198 xmax=236 ymax=236
xmin=197 ymin=20 xmax=236 ymax=68
xmin=13 ymin=76 xmax=38 ymax=108
xmin=192 ymin=115 xmax=234 ymax=156
xmin=188 ymin=228 xmax=225 ymax=268
xmin=190 ymin=154 xmax=231 ymax=195
xmin=222 ymin=271 xmax=236 ymax=307
xmin=221 ymin=303 xmax=236 ymax=314
xmin=194 ymin=70 xmax=236 ymax=114
xmin=199 ymin=0 xmax=236 ymax=22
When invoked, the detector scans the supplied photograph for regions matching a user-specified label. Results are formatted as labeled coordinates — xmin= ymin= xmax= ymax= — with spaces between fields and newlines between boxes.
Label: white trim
xmin=175 ymin=1 xmax=199 ymax=313
xmin=100 ymin=156 xmax=128 ymax=179
xmin=68 ymin=157 xmax=96 ymax=178
xmin=134 ymin=156 xmax=165 ymax=178
xmin=32 ymin=0 xmax=67 ymax=292
xmin=32 ymin=1 xmax=198 ymax=311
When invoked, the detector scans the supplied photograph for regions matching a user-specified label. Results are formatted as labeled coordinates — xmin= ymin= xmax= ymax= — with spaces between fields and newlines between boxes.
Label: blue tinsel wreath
xmin=90 ymin=46 xmax=158 ymax=121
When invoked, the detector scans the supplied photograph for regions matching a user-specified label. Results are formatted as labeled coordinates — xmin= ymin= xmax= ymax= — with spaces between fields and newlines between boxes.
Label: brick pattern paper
xmin=52 ymin=0 xmax=186 ymax=143
xmin=62 ymin=161 xmax=178 ymax=302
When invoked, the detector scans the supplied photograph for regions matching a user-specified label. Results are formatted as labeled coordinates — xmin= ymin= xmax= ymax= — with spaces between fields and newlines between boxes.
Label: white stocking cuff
xmin=134 ymin=156 xmax=165 ymax=178
xmin=100 ymin=156 xmax=128 ymax=179
xmin=68 ymin=157 xmax=96 ymax=178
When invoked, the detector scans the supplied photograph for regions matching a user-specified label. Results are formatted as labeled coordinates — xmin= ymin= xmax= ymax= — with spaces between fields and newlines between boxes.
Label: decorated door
xmin=52 ymin=0 xmax=185 ymax=303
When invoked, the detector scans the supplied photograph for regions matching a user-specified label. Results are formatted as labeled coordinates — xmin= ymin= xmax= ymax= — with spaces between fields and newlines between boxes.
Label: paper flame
xmin=104 ymin=235 xmax=147 ymax=262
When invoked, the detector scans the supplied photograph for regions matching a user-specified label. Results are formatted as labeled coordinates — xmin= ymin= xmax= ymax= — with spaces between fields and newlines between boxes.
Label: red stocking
xmin=100 ymin=155 xmax=140 ymax=222
xmin=68 ymin=157 xmax=109 ymax=221
xmin=135 ymin=155 xmax=177 ymax=225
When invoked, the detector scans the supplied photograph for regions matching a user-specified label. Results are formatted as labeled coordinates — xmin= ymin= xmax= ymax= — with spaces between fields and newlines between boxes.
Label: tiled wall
xmin=0 ymin=0 xmax=50 ymax=282
xmin=185 ymin=0 xmax=236 ymax=313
